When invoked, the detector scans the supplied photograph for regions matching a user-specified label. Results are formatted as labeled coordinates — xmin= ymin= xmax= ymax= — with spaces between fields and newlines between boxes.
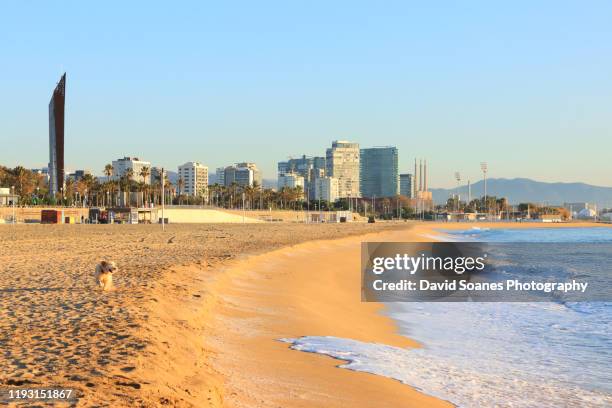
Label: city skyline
xmin=1 ymin=2 xmax=611 ymax=188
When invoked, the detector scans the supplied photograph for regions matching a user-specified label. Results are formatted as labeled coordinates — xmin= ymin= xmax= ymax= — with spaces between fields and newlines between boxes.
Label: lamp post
xmin=11 ymin=186 xmax=16 ymax=225
xmin=480 ymin=162 xmax=488 ymax=219
xmin=242 ymin=192 xmax=246 ymax=223
xmin=454 ymin=172 xmax=461 ymax=213
xmin=160 ymin=168 xmax=165 ymax=231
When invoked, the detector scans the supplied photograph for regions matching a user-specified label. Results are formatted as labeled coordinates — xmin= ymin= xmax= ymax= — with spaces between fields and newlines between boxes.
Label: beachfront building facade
xmin=215 ymin=167 xmax=226 ymax=186
xmin=278 ymin=173 xmax=305 ymax=199
xmin=111 ymin=157 xmax=152 ymax=184
xmin=278 ymin=173 xmax=304 ymax=190
xmin=66 ymin=169 xmax=92 ymax=183
xmin=400 ymin=173 xmax=413 ymax=198
xmin=178 ymin=162 xmax=209 ymax=197
xmin=223 ymin=162 xmax=262 ymax=188
xmin=314 ymin=176 xmax=339 ymax=203
xmin=326 ymin=141 xmax=360 ymax=198
xmin=0 ymin=187 xmax=18 ymax=206
xmin=278 ymin=155 xmax=326 ymax=201
xmin=48 ymin=73 xmax=66 ymax=197
xmin=359 ymin=147 xmax=399 ymax=198
xmin=563 ymin=202 xmax=597 ymax=218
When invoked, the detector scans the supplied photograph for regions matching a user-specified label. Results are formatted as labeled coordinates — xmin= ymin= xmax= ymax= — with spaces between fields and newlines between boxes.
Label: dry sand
xmin=0 ymin=222 xmax=406 ymax=407
xmin=1 ymin=221 xmax=608 ymax=407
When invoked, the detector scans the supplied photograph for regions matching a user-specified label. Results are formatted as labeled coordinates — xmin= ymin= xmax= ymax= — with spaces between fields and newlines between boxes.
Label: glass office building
xmin=359 ymin=147 xmax=399 ymax=198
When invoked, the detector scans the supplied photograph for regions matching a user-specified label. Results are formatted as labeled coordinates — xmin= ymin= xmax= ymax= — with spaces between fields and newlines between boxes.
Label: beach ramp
xmin=160 ymin=208 xmax=263 ymax=223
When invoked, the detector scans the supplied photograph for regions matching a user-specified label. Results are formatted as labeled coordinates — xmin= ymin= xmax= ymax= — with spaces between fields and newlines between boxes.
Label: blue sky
xmin=1 ymin=1 xmax=611 ymax=188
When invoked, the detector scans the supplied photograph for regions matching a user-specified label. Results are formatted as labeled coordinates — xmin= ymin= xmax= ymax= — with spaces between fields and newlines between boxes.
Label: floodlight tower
xmin=480 ymin=162 xmax=488 ymax=218
xmin=454 ymin=172 xmax=461 ymax=212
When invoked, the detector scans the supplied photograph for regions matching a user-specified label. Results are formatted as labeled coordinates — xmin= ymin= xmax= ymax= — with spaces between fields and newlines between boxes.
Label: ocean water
xmin=283 ymin=227 xmax=612 ymax=407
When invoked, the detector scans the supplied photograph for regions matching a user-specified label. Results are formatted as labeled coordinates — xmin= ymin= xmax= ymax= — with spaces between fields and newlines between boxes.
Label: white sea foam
xmin=282 ymin=228 xmax=612 ymax=407
xmin=281 ymin=335 xmax=611 ymax=408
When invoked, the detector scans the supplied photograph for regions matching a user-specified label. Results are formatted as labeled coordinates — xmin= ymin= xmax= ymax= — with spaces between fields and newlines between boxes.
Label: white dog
xmin=95 ymin=260 xmax=118 ymax=291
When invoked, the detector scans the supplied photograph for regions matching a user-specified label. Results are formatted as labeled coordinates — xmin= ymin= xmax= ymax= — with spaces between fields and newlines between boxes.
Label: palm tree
xmin=164 ymin=179 xmax=173 ymax=206
xmin=139 ymin=166 xmax=150 ymax=206
xmin=104 ymin=164 xmax=113 ymax=179
xmin=177 ymin=177 xmax=185 ymax=205
xmin=65 ymin=178 xmax=75 ymax=206
xmin=104 ymin=164 xmax=114 ymax=206
xmin=124 ymin=168 xmax=134 ymax=191
xmin=243 ymin=185 xmax=255 ymax=210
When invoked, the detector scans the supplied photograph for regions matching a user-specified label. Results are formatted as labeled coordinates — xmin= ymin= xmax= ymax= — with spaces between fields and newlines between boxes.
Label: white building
xmin=223 ymin=162 xmax=262 ymax=188
xmin=278 ymin=173 xmax=305 ymax=198
xmin=314 ymin=176 xmax=339 ymax=203
xmin=112 ymin=157 xmax=152 ymax=184
xmin=577 ymin=208 xmax=597 ymax=220
xmin=278 ymin=173 xmax=304 ymax=189
xmin=326 ymin=140 xmax=360 ymax=198
xmin=178 ymin=162 xmax=209 ymax=197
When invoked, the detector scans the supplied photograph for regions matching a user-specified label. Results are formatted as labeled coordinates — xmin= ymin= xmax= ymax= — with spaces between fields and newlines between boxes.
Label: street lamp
xmin=11 ymin=186 xmax=16 ymax=224
xmin=480 ymin=162 xmax=488 ymax=218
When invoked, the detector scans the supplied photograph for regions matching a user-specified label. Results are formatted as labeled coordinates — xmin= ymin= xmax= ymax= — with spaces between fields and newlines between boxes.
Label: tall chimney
xmin=424 ymin=159 xmax=428 ymax=192
xmin=419 ymin=160 xmax=423 ymax=191
xmin=413 ymin=158 xmax=418 ymax=197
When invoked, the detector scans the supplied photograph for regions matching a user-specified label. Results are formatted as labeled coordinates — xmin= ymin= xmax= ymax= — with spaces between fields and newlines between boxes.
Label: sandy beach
xmin=0 ymin=221 xmax=608 ymax=407
xmin=0 ymin=222 xmax=406 ymax=407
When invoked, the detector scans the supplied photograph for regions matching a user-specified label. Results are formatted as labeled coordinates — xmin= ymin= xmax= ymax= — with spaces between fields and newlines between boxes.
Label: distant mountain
xmin=166 ymin=170 xmax=178 ymax=184
xmin=431 ymin=178 xmax=612 ymax=208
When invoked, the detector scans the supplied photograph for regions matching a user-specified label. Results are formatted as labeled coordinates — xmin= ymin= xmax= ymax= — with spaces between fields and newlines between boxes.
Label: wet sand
xmin=199 ymin=221 xmax=608 ymax=407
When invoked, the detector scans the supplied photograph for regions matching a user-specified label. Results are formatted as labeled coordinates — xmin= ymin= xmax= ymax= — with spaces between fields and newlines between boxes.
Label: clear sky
xmin=1 ymin=1 xmax=611 ymax=188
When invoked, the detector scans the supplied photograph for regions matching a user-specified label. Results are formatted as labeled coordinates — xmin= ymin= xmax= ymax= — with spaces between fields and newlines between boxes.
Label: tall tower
xmin=413 ymin=158 xmax=418 ymax=197
xmin=49 ymin=73 xmax=66 ymax=197
xmin=419 ymin=160 xmax=423 ymax=191
xmin=326 ymin=140 xmax=360 ymax=198
xmin=424 ymin=159 xmax=428 ymax=191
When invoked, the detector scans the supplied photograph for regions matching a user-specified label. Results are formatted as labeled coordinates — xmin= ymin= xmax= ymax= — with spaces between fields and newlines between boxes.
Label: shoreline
xmin=204 ymin=226 xmax=448 ymax=408
xmin=183 ymin=221 xmax=608 ymax=407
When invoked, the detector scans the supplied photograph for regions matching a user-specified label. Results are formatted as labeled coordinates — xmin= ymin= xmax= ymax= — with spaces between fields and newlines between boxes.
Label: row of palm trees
xmin=3 ymin=164 xmax=328 ymax=210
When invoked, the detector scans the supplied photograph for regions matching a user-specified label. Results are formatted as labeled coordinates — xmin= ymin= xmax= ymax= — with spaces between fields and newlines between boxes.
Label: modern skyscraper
xmin=399 ymin=173 xmax=413 ymax=197
xmin=326 ymin=141 xmax=360 ymax=198
xmin=48 ymin=73 xmax=66 ymax=197
xmin=178 ymin=162 xmax=209 ymax=196
xmin=359 ymin=147 xmax=399 ymax=198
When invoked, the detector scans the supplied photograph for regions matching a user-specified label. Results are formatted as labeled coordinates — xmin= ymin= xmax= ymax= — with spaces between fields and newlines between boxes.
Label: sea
xmin=282 ymin=227 xmax=612 ymax=407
